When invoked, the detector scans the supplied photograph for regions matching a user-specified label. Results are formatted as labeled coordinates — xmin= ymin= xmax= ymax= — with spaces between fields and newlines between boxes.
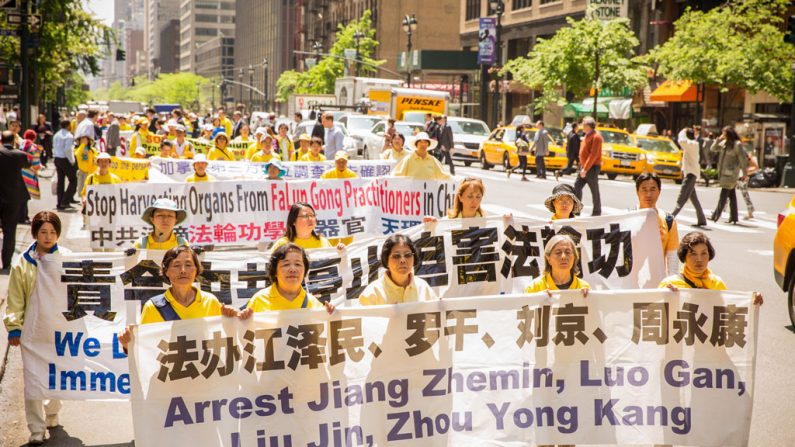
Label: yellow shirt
xmin=292 ymin=149 xmax=310 ymax=161
xmin=525 ymin=272 xmax=590 ymax=293
xmin=140 ymin=287 xmax=222 ymax=324
xmin=250 ymin=151 xmax=279 ymax=163
xmin=174 ymin=139 xmax=195 ymax=159
xmin=658 ymin=267 xmax=727 ymax=290
xmin=246 ymin=285 xmax=324 ymax=312
xmin=392 ymin=150 xmax=452 ymax=180
xmin=276 ymin=136 xmax=294 ymax=161
xmin=653 ymin=208 xmax=679 ymax=254
xmin=208 ymin=146 xmax=235 ymax=161
xmin=359 ymin=273 xmax=438 ymax=306
xmin=74 ymin=144 xmax=98 ymax=173
xmin=320 ymin=168 xmax=358 ymax=179
xmin=186 ymin=173 xmax=214 ymax=182
xmin=272 ymin=235 xmax=331 ymax=251
xmin=81 ymin=172 xmax=122 ymax=197
xmin=220 ymin=117 xmax=233 ymax=136
xmin=381 ymin=148 xmax=409 ymax=163
xmin=299 ymin=152 xmax=327 ymax=162
xmin=129 ymin=131 xmax=148 ymax=155
xmin=245 ymin=143 xmax=262 ymax=160
xmin=133 ymin=232 xmax=189 ymax=250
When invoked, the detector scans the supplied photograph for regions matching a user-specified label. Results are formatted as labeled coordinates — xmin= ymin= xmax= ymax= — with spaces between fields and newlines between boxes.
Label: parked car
xmin=362 ymin=120 xmax=424 ymax=159
xmin=478 ymin=125 xmax=567 ymax=172
xmin=632 ymin=134 xmax=683 ymax=183
xmin=338 ymin=115 xmax=383 ymax=158
xmin=774 ymin=194 xmax=795 ymax=327
xmin=598 ymin=126 xmax=647 ymax=179
xmin=293 ymin=120 xmax=359 ymax=159
xmin=447 ymin=117 xmax=490 ymax=166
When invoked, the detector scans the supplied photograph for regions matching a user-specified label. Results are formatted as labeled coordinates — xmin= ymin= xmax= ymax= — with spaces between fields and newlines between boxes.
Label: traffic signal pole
xmin=19 ymin=0 xmax=30 ymax=129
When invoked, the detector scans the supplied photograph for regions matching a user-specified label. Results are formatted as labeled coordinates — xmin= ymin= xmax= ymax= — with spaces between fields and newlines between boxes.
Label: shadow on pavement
xmin=18 ymin=426 xmax=135 ymax=447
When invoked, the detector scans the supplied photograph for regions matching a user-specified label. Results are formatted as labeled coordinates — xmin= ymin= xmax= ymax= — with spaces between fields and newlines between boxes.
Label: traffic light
xmin=785 ymin=15 xmax=795 ymax=44
xmin=115 ymin=49 xmax=126 ymax=61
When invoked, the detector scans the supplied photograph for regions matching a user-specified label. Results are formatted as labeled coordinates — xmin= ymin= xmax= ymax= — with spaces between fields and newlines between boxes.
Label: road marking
xmin=748 ymin=249 xmax=773 ymax=257
xmin=674 ymin=213 xmax=759 ymax=234
xmin=66 ymin=214 xmax=89 ymax=240
xmin=482 ymin=204 xmax=541 ymax=220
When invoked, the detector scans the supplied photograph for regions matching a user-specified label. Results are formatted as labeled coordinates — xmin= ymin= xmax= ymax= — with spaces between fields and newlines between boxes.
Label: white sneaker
xmin=29 ymin=432 xmax=45 ymax=445
xmin=46 ymin=413 xmax=59 ymax=428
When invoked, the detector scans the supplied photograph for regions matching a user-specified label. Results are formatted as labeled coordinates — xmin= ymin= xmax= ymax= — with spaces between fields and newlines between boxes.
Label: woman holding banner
xmin=423 ymin=178 xmax=512 ymax=223
xmin=300 ymin=137 xmax=327 ymax=162
xmin=244 ymin=243 xmax=335 ymax=313
xmin=545 ymin=184 xmax=582 ymax=220
xmin=526 ymin=234 xmax=589 ymax=297
xmin=658 ymin=231 xmax=763 ymax=306
xmin=186 ymin=154 xmax=214 ymax=182
xmin=381 ymin=133 xmax=409 ymax=162
xmin=271 ymin=202 xmax=345 ymax=251
xmin=264 ymin=159 xmax=287 ymax=180
xmin=358 ymin=234 xmax=438 ymax=305
xmin=292 ymin=133 xmax=312 ymax=161
xmin=249 ymin=134 xmax=279 ymax=162
xmin=4 ymin=211 xmax=69 ymax=445
xmin=208 ymin=132 xmax=235 ymax=161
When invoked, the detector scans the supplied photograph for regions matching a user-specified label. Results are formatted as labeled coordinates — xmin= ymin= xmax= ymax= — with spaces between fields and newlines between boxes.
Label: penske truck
xmin=367 ymin=87 xmax=449 ymax=122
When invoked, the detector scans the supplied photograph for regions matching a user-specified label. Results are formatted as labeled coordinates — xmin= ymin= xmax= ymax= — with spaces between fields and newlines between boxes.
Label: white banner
xmin=21 ymin=212 xmax=664 ymax=401
xmin=129 ymin=290 xmax=758 ymax=446
xmin=148 ymin=157 xmax=396 ymax=183
xmin=85 ymin=177 xmax=457 ymax=249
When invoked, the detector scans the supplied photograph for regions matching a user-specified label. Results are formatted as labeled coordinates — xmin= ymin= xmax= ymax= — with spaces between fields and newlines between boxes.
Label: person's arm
xmin=4 ymin=265 xmax=31 ymax=345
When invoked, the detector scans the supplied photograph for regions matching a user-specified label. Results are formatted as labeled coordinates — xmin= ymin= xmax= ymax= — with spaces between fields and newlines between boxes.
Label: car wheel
xmin=363 ymin=146 xmax=369 ymax=159
xmin=480 ymin=152 xmax=491 ymax=170
xmin=607 ymin=173 xmax=618 ymax=180
xmin=464 ymin=161 xmax=472 ymax=167
xmin=789 ymin=280 xmax=795 ymax=329
xmin=503 ymin=153 xmax=511 ymax=171
xmin=675 ymin=178 xmax=683 ymax=185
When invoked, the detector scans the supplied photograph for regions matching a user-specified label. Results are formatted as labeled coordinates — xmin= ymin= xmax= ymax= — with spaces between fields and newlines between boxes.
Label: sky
xmin=83 ymin=0 xmax=114 ymax=26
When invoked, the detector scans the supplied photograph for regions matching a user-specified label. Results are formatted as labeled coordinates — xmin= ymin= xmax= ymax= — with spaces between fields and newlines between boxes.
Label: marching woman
xmin=380 ymin=132 xmax=410 ymax=163
xmin=544 ymin=184 xmax=582 ymax=221
xmin=131 ymin=198 xmax=189 ymax=250
xmin=358 ymin=234 xmax=438 ymax=305
xmin=271 ymin=202 xmax=344 ymax=251
xmin=423 ymin=177 xmax=511 ymax=223
xmin=525 ymin=234 xmax=589 ymax=297
xmin=128 ymin=117 xmax=150 ymax=157
xmin=3 ymin=212 xmax=70 ymax=445
xmin=709 ymin=126 xmax=747 ymax=224
xmin=207 ymin=132 xmax=235 ymax=161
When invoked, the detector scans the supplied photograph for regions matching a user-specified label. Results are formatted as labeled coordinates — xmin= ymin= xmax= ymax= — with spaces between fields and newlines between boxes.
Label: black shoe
xmin=69 ymin=199 xmax=80 ymax=205
xmin=19 ymin=218 xmax=31 ymax=225
xmin=694 ymin=221 xmax=707 ymax=227
xmin=56 ymin=205 xmax=74 ymax=211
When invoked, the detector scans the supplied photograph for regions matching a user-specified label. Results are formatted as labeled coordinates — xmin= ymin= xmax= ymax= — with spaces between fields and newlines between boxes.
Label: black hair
xmin=284 ymin=202 xmax=320 ymax=241
xmin=380 ymin=234 xmax=420 ymax=270
xmin=161 ymin=246 xmax=203 ymax=284
xmin=60 ymin=119 xmax=71 ymax=129
xmin=268 ymin=243 xmax=310 ymax=284
xmin=392 ymin=132 xmax=405 ymax=145
xmin=677 ymin=231 xmax=716 ymax=263
xmin=635 ymin=172 xmax=661 ymax=191
xmin=722 ymin=126 xmax=740 ymax=146
xmin=32 ymin=211 xmax=62 ymax=237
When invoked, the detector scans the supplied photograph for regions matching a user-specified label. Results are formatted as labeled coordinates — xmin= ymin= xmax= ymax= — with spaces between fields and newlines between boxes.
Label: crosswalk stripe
xmin=67 ymin=214 xmax=89 ymax=240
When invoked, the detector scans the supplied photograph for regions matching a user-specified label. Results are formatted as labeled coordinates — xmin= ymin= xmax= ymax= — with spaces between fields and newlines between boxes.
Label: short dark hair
xmin=635 ymin=172 xmax=661 ymax=191
xmin=322 ymin=114 xmax=333 ymax=122
xmin=32 ymin=211 xmax=62 ymax=237
xmin=1 ymin=130 xmax=14 ymax=144
xmin=380 ymin=234 xmax=419 ymax=270
xmin=571 ymin=122 xmax=578 ymax=129
xmin=60 ymin=119 xmax=71 ymax=129
xmin=686 ymin=128 xmax=695 ymax=140
xmin=161 ymin=246 xmax=203 ymax=284
xmin=160 ymin=139 xmax=174 ymax=148
xmin=87 ymin=110 xmax=99 ymax=119
xmin=393 ymin=132 xmax=405 ymax=145
xmin=278 ymin=123 xmax=288 ymax=131
xmin=284 ymin=202 xmax=320 ymax=241
xmin=172 ymin=109 xmax=182 ymax=117
xmin=294 ymin=112 xmax=303 ymax=118
xmin=146 ymin=108 xmax=156 ymax=114
xmin=268 ymin=243 xmax=310 ymax=284
xmin=677 ymin=231 xmax=715 ymax=263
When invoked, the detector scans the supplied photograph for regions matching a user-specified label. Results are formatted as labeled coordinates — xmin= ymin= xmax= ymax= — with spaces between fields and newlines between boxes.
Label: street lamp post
xmin=401 ymin=14 xmax=417 ymax=88
xmin=248 ymin=64 xmax=255 ymax=112
xmin=195 ymin=81 xmax=201 ymax=111
xmin=238 ymin=68 xmax=244 ymax=109
xmin=211 ymin=83 xmax=216 ymax=110
xmin=489 ymin=0 xmax=504 ymax=128
xmin=262 ymin=58 xmax=269 ymax=112
xmin=353 ymin=30 xmax=365 ymax=77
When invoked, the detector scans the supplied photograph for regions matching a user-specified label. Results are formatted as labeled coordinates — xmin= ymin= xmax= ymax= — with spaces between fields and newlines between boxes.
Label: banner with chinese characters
xmin=147 ymin=157 xmax=396 ymax=183
xmin=84 ymin=177 xmax=457 ymax=249
xmin=128 ymin=290 xmax=758 ymax=447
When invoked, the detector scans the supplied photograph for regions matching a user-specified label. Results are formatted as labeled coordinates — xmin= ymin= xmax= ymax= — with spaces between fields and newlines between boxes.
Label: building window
xmin=196 ymin=28 xmax=217 ymax=36
xmin=513 ymin=0 xmax=532 ymax=9
xmin=540 ymin=0 xmax=560 ymax=4
xmin=465 ymin=0 xmax=481 ymax=21
xmin=196 ymin=14 xmax=217 ymax=23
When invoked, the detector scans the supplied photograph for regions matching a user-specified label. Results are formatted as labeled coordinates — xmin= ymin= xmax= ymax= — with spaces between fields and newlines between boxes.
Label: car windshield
xmin=636 ymin=138 xmax=679 ymax=153
xmin=601 ymin=130 xmax=634 ymax=146
xmin=547 ymin=127 xmax=565 ymax=144
xmin=503 ymin=129 xmax=517 ymax=143
xmin=345 ymin=117 xmax=381 ymax=131
xmin=447 ymin=120 xmax=490 ymax=136
xmin=395 ymin=123 xmax=424 ymax=136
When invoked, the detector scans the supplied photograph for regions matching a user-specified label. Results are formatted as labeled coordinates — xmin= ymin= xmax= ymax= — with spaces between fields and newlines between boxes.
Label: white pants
xmin=25 ymin=398 xmax=61 ymax=434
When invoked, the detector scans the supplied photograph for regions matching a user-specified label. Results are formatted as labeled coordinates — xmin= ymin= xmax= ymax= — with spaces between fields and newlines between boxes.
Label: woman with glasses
xmin=358 ymin=234 xmax=438 ymax=305
xmin=271 ymin=202 xmax=344 ymax=251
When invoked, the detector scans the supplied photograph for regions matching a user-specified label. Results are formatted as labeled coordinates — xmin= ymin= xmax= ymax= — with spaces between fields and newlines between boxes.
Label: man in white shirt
xmin=74 ymin=109 xmax=98 ymax=140
xmin=672 ymin=127 xmax=707 ymax=226
xmin=322 ymin=114 xmax=344 ymax=160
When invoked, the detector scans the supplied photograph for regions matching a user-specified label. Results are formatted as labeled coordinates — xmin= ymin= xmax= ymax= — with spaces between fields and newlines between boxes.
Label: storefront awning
xmin=649 ymin=80 xmax=699 ymax=102
xmin=563 ymin=102 xmax=608 ymax=118
xmin=582 ymin=97 xmax=633 ymax=119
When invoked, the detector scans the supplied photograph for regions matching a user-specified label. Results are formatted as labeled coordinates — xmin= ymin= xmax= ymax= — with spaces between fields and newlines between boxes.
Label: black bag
xmin=748 ymin=167 xmax=777 ymax=188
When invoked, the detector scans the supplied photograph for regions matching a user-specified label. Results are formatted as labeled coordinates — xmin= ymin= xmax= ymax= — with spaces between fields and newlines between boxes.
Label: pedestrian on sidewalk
xmin=709 ymin=126 xmax=747 ymax=224
xmin=34 ymin=114 xmax=53 ymax=168
xmin=0 ymin=131 xmax=31 ymax=271
xmin=529 ymin=120 xmax=550 ymax=179
xmin=562 ymin=122 xmax=581 ymax=175
xmin=3 ymin=211 xmax=69 ymax=445
xmin=738 ymin=150 xmax=758 ymax=220
xmin=573 ymin=117 xmax=603 ymax=216
xmin=672 ymin=127 xmax=707 ymax=226
xmin=105 ymin=113 xmax=120 ymax=156
xmin=19 ymin=130 xmax=42 ymax=225
xmin=52 ymin=120 xmax=77 ymax=210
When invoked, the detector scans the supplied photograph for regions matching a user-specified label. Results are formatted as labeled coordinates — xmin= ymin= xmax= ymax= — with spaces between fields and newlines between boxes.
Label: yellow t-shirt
xmin=359 ymin=274 xmax=438 ymax=306
xmin=220 ymin=117 xmax=233 ymax=136
xmin=246 ymin=285 xmax=324 ymax=312
xmin=525 ymin=272 xmax=590 ymax=293
xmin=299 ymin=152 xmax=326 ymax=162
xmin=174 ymin=140 xmax=195 ymax=159
xmin=208 ymin=146 xmax=235 ymax=161
xmin=381 ymin=148 xmax=409 ymax=163
xmin=74 ymin=144 xmax=98 ymax=173
xmin=271 ymin=235 xmax=331 ymax=251
xmin=133 ymin=232 xmax=189 ymax=250
xmin=186 ymin=173 xmax=214 ymax=182
xmin=292 ymin=149 xmax=310 ymax=161
xmin=320 ymin=168 xmax=358 ymax=179
xmin=653 ymin=208 xmax=679 ymax=255
xmin=81 ymin=172 xmax=122 ymax=197
xmin=140 ymin=287 xmax=222 ymax=324
xmin=250 ymin=151 xmax=279 ymax=163
xmin=392 ymin=151 xmax=451 ymax=180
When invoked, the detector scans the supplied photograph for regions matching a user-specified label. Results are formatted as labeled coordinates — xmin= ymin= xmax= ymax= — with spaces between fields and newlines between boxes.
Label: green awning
xmin=563 ymin=102 xmax=608 ymax=118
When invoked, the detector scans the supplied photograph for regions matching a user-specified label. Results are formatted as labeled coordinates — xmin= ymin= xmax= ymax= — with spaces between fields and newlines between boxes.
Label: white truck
xmin=108 ymin=100 xmax=145 ymax=115
xmin=334 ymin=77 xmax=404 ymax=109
xmin=286 ymin=94 xmax=337 ymax=118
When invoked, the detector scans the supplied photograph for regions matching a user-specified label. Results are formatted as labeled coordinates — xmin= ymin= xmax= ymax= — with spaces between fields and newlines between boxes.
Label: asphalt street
xmin=0 ymin=163 xmax=793 ymax=446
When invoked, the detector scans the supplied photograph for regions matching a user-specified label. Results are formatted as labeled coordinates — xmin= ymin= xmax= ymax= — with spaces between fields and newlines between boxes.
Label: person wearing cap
xmin=249 ymin=134 xmax=279 ymax=162
xmin=300 ymin=137 xmax=327 ymax=162
xmin=80 ymin=152 xmax=121 ymax=207
xmin=164 ymin=120 xmax=178 ymax=141
xmin=292 ymin=133 xmax=312 ymax=161
xmin=73 ymin=134 xmax=98 ymax=202
xmin=276 ymin=122 xmax=294 ymax=162
xmin=636 ymin=172 xmax=680 ymax=276
xmin=128 ymin=117 xmax=151 ymax=157
xmin=208 ymin=132 xmax=235 ymax=161
xmin=173 ymin=125 xmax=194 ymax=159
xmin=392 ymin=132 xmax=451 ymax=180
xmin=200 ymin=123 xmax=214 ymax=141
xmin=525 ymin=234 xmax=590 ymax=296
xmin=545 ymin=184 xmax=582 ymax=221
xmin=381 ymin=132 xmax=409 ymax=163
xmin=132 ymin=146 xmax=147 ymax=159
xmin=320 ymin=151 xmax=357 ymax=179
xmin=132 ymin=198 xmax=189 ymax=250
xmin=158 ymin=139 xmax=177 ymax=158
xmin=186 ymin=154 xmax=214 ymax=182
xmin=264 ymin=159 xmax=287 ymax=180
xmin=245 ymin=127 xmax=268 ymax=159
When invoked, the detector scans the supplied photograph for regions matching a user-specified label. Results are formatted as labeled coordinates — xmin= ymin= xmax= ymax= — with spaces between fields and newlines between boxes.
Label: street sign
xmin=0 ymin=28 xmax=19 ymax=36
xmin=0 ymin=84 xmax=19 ymax=100
xmin=6 ymin=12 xmax=40 ymax=26
xmin=0 ymin=0 xmax=18 ymax=10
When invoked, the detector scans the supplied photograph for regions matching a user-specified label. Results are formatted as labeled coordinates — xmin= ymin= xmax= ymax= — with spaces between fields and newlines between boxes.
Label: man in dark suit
xmin=437 ymin=115 xmax=455 ymax=175
xmin=311 ymin=113 xmax=325 ymax=142
xmin=0 ymin=130 xmax=31 ymax=271
xmin=231 ymin=111 xmax=245 ymax=139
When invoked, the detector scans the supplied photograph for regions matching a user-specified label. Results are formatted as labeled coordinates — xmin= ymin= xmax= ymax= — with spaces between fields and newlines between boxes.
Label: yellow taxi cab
xmin=478 ymin=126 xmax=566 ymax=171
xmin=632 ymin=134 xmax=684 ymax=183
xmin=597 ymin=126 xmax=647 ymax=179
xmin=773 ymin=194 xmax=795 ymax=326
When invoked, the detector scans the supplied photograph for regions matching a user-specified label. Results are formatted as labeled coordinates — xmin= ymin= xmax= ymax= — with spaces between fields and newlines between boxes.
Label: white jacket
xmin=677 ymin=130 xmax=700 ymax=178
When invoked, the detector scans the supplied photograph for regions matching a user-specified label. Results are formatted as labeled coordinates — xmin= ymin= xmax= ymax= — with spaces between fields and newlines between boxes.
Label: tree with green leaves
xmin=0 ymin=0 xmax=115 ymax=108
xmin=502 ymin=16 xmax=647 ymax=117
xmin=92 ymin=73 xmax=212 ymax=109
xmin=645 ymin=0 xmax=795 ymax=125
xmin=276 ymin=9 xmax=383 ymax=102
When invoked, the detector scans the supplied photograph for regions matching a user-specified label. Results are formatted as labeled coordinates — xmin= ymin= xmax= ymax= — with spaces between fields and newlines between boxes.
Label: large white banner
xmin=21 ymin=212 xmax=665 ymax=401
xmin=128 ymin=290 xmax=758 ymax=447
xmin=85 ymin=177 xmax=457 ymax=249
xmin=148 ymin=157 xmax=396 ymax=183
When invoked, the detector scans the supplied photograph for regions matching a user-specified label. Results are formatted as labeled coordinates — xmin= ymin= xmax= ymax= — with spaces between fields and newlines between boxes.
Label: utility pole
xmin=20 ymin=0 xmax=31 ymax=129
xmin=781 ymin=15 xmax=795 ymax=187
xmin=262 ymin=58 xmax=268 ymax=112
